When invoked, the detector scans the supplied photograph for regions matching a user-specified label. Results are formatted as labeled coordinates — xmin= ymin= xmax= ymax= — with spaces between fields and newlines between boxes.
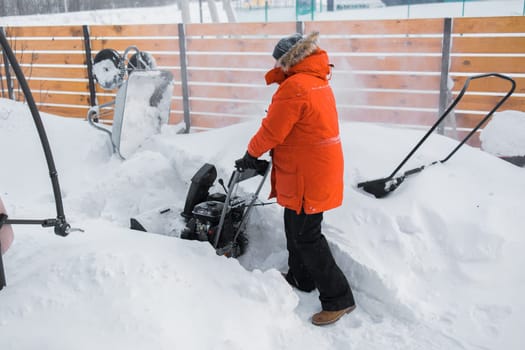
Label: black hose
xmin=0 ymin=29 xmax=69 ymax=236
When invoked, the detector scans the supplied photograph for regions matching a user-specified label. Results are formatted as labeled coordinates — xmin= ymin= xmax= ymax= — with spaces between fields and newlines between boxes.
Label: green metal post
xmin=462 ymin=0 xmax=465 ymax=17
xmin=407 ymin=0 xmax=410 ymax=18
xmin=265 ymin=0 xmax=268 ymax=22
xmin=311 ymin=0 xmax=315 ymax=20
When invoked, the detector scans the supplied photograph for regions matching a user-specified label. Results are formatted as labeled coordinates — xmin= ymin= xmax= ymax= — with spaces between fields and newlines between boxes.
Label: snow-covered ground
xmin=1 ymin=1 xmax=525 ymax=349
xmin=1 ymin=93 xmax=524 ymax=350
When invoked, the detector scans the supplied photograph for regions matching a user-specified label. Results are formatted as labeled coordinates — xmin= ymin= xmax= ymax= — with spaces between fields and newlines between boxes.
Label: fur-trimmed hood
xmin=277 ymin=31 xmax=320 ymax=72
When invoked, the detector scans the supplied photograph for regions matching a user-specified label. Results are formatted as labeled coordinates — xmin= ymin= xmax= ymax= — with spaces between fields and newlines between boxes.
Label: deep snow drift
xmin=1 ymin=97 xmax=524 ymax=349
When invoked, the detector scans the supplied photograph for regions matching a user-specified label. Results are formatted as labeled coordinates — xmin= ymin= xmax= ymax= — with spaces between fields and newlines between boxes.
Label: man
xmin=235 ymin=32 xmax=355 ymax=326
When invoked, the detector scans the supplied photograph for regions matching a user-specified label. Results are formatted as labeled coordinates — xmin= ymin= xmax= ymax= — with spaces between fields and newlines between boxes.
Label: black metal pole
xmin=82 ymin=25 xmax=97 ymax=109
xmin=0 ymin=28 xmax=70 ymax=237
xmin=178 ymin=23 xmax=191 ymax=133
xmin=0 ymin=27 xmax=14 ymax=100
xmin=437 ymin=17 xmax=452 ymax=135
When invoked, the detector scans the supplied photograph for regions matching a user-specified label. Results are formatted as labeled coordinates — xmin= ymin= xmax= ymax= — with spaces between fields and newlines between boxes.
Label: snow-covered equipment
xmin=131 ymin=160 xmax=271 ymax=258
xmin=358 ymin=73 xmax=516 ymax=198
xmin=88 ymin=46 xmax=174 ymax=159
xmin=92 ymin=48 xmax=125 ymax=90
xmin=0 ymin=29 xmax=80 ymax=290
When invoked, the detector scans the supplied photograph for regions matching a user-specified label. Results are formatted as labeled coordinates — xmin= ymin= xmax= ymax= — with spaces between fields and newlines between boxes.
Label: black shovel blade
xmin=357 ymin=176 xmax=405 ymax=198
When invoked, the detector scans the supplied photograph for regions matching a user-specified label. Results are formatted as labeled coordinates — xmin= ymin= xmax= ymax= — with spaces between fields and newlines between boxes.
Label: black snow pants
xmin=284 ymin=208 xmax=355 ymax=311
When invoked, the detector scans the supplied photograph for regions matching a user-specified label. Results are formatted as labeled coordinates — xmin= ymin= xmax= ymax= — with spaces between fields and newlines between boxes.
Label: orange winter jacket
xmin=247 ymin=33 xmax=344 ymax=214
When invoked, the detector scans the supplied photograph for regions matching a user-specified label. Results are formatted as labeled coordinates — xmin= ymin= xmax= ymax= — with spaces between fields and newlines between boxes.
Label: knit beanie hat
xmin=272 ymin=33 xmax=303 ymax=60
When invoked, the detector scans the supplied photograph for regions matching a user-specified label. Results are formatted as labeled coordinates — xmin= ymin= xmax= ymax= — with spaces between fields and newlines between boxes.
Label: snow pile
xmin=480 ymin=110 xmax=525 ymax=157
xmin=1 ymin=98 xmax=525 ymax=349
xmin=117 ymin=70 xmax=174 ymax=158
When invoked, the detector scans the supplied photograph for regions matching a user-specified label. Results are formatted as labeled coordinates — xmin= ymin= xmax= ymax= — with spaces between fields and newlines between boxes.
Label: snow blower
xmin=357 ymin=73 xmax=516 ymax=198
xmin=131 ymin=160 xmax=271 ymax=258
xmin=0 ymin=29 xmax=81 ymax=290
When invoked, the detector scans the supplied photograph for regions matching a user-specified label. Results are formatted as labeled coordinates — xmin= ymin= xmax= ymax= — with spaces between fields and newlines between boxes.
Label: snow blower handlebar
xmin=357 ymin=73 xmax=516 ymax=198
xmin=213 ymin=160 xmax=271 ymax=253
xmin=0 ymin=29 xmax=74 ymax=237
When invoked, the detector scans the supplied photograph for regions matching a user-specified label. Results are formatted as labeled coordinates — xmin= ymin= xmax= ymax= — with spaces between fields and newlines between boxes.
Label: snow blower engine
xmin=180 ymin=161 xmax=270 ymax=258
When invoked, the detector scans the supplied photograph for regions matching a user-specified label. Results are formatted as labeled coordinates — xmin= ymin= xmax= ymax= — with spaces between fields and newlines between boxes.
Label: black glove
xmin=235 ymin=151 xmax=259 ymax=172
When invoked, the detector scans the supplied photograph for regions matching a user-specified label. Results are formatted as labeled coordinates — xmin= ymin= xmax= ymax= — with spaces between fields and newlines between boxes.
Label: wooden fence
xmin=1 ymin=17 xmax=524 ymax=145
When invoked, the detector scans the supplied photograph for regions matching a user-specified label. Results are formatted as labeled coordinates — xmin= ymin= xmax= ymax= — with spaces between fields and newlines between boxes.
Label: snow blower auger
xmin=0 ymin=29 xmax=82 ymax=290
xmin=178 ymin=160 xmax=271 ymax=258
xmin=357 ymin=73 xmax=516 ymax=198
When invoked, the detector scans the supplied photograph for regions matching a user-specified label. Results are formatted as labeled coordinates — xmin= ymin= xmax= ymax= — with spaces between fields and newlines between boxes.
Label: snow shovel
xmin=357 ymin=73 xmax=516 ymax=198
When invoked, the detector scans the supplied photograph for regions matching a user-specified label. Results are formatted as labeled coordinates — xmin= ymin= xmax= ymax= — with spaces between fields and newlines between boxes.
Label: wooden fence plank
xmin=89 ymin=24 xmax=179 ymax=37
xmin=186 ymin=54 xmax=442 ymax=72
xmin=13 ymin=66 xmax=87 ymax=79
xmin=452 ymin=37 xmax=525 ymax=54
xmin=337 ymin=107 xmax=439 ymax=125
xmin=340 ymin=91 xmax=440 ymax=109
xmin=187 ymin=70 xmax=442 ymax=91
xmin=26 ymin=79 xmax=89 ymax=92
xmin=455 ymin=112 xmax=495 ymax=129
xmin=341 ymin=73 xmax=441 ymax=90
xmin=453 ymin=16 xmax=525 ymax=34
xmin=304 ymin=18 xmax=445 ymax=35
xmin=188 ymin=84 xmax=270 ymax=100
xmin=5 ymin=26 xmax=84 ymax=37
xmin=186 ymin=37 xmax=443 ymax=54
xmin=8 ymin=39 xmax=86 ymax=51
xmin=189 ymin=99 xmax=268 ymax=115
xmin=38 ymin=105 xmax=89 ymax=117
xmin=450 ymin=56 xmax=525 ymax=74
xmin=454 ymin=94 xmax=525 ymax=112
xmin=187 ymin=69 xmax=267 ymax=84
xmin=185 ymin=22 xmax=297 ymax=36
xmin=322 ymin=37 xmax=443 ymax=53
xmin=91 ymin=39 xmax=180 ymax=53
xmin=14 ymin=52 xmax=85 ymax=65
xmin=187 ymin=37 xmax=277 ymax=52
xmin=188 ymin=114 xmax=252 ymax=129
xmin=450 ymin=75 xmax=525 ymax=94
xmin=14 ymin=90 xmax=90 ymax=105
xmin=145 ymin=54 xmax=181 ymax=67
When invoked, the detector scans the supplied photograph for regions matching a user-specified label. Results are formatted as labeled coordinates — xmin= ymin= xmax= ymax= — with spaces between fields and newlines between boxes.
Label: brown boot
xmin=311 ymin=305 xmax=356 ymax=326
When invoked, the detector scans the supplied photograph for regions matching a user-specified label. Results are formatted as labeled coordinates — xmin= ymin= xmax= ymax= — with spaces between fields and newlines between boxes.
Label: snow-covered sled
xmin=87 ymin=46 xmax=174 ymax=159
